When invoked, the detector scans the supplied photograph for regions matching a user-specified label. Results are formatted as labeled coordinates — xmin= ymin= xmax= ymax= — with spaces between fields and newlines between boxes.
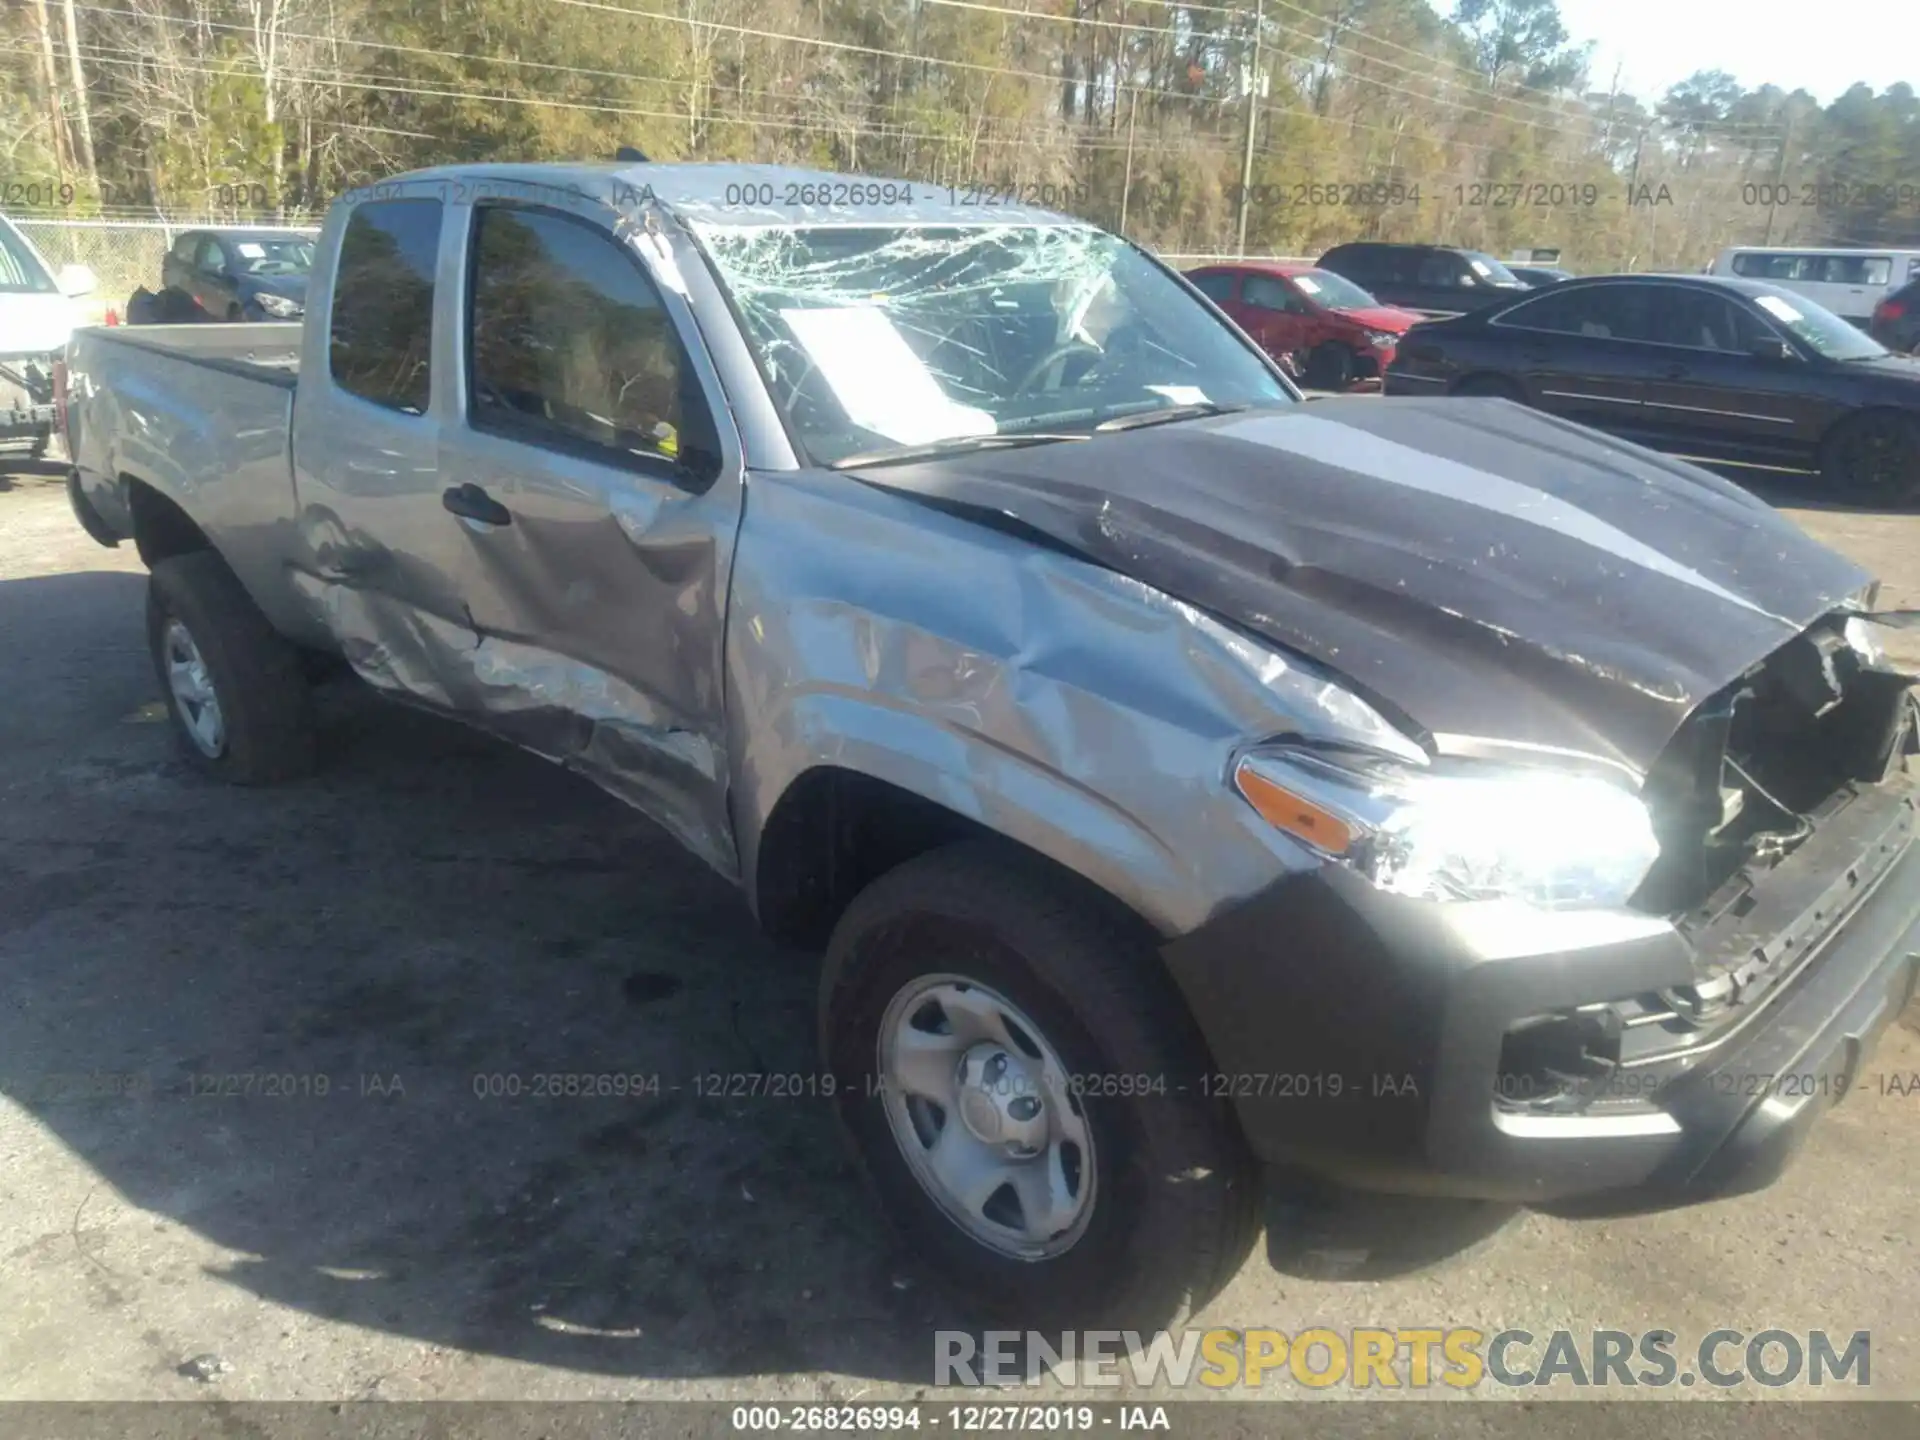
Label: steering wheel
xmin=1014 ymin=341 xmax=1104 ymax=397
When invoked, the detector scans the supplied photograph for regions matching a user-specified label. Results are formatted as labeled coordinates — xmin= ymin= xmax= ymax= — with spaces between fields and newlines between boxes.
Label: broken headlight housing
xmin=1233 ymin=747 xmax=1661 ymax=909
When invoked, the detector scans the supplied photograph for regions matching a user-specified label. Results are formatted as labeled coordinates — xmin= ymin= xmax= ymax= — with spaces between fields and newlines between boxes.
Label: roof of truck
xmin=356 ymin=162 xmax=1096 ymax=231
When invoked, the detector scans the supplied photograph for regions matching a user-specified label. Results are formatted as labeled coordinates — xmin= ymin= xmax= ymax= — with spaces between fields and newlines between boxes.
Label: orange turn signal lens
xmin=1233 ymin=760 xmax=1354 ymax=855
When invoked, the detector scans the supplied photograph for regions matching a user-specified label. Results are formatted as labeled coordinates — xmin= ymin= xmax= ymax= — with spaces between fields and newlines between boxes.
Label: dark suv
xmin=1872 ymin=278 xmax=1920 ymax=354
xmin=1318 ymin=242 xmax=1531 ymax=318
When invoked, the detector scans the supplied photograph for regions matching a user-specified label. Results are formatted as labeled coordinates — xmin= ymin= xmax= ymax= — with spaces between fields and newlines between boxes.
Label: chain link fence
xmin=14 ymin=218 xmax=322 ymax=321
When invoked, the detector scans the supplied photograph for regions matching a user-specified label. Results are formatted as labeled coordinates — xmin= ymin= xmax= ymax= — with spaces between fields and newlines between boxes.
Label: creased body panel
xmin=288 ymin=575 xmax=737 ymax=875
xmin=728 ymin=472 xmax=1416 ymax=936
xmin=840 ymin=397 xmax=1872 ymax=774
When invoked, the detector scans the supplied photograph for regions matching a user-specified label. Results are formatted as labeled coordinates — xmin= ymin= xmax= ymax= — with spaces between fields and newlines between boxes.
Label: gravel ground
xmin=2 ymin=455 xmax=1918 ymax=1410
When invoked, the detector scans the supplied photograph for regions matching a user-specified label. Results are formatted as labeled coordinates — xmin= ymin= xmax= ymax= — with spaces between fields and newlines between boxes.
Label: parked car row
xmin=1382 ymin=274 xmax=1920 ymax=503
xmin=1186 ymin=242 xmax=1920 ymax=505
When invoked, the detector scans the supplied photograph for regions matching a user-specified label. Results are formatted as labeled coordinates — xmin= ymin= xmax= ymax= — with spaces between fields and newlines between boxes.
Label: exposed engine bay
xmin=1495 ymin=610 xmax=1918 ymax=1115
xmin=1633 ymin=607 xmax=1919 ymax=918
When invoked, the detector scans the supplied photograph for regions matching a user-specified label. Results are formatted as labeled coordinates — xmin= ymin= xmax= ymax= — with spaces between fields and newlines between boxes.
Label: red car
xmin=1185 ymin=261 xmax=1422 ymax=390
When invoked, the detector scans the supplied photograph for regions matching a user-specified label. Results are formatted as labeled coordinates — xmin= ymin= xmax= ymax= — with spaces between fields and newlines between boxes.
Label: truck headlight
xmin=1233 ymin=747 xmax=1660 ymax=909
xmin=255 ymin=293 xmax=303 ymax=318
xmin=1366 ymin=330 xmax=1398 ymax=348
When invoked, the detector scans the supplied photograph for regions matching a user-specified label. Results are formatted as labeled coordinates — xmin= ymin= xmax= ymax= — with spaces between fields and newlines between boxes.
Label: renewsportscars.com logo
xmin=935 ymin=1328 xmax=1872 ymax=1390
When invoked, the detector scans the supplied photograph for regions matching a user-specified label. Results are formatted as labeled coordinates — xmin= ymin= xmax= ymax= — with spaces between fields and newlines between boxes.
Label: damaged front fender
xmin=728 ymin=470 xmax=1429 ymax=937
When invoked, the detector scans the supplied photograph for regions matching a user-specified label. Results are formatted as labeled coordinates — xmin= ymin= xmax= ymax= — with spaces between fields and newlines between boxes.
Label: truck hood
xmin=846 ymin=397 xmax=1872 ymax=775
xmin=0 ymin=292 xmax=79 ymax=354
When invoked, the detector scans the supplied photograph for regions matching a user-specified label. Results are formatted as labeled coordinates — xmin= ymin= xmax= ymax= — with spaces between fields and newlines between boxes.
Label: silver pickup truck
xmin=61 ymin=161 xmax=1920 ymax=1333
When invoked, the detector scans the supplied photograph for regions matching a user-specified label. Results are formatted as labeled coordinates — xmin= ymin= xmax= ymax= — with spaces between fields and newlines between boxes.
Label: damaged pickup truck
xmin=62 ymin=162 xmax=1920 ymax=1332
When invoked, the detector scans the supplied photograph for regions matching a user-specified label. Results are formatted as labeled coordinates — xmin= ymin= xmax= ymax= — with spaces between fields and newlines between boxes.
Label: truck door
xmin=431 ymin=200 xmax=746 ymax=875
xmin=293 ymin=194 xmax=470 ymax=656
xmin=1237 ymin=273 xmax=1314 ymax=364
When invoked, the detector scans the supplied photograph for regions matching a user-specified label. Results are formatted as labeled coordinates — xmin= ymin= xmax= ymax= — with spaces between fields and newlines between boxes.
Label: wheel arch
xmin=737 ymin=718 xmax=1198 ymax=952
xmin=125 ymin=474 xmax=214 ymax=568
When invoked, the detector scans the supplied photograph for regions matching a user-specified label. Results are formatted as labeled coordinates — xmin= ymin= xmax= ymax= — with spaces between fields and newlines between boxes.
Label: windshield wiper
xmin=1093 ymin=401 xmax=1249 ymax=433
xmin=829 ymin=431 xmax=1089 ymax=470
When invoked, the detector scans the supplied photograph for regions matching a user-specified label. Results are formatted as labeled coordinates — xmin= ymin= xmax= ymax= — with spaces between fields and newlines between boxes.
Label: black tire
xmin=146 ymin=551 xmax=317 ymax=784
xmin=820 ymin=840 xmax=1260 ymax=1332
xmin=1819 ymin=410 xmax=1920 ymax=507
xmin=1453 ymin=373 xmax=1525 ymax=401
xmin=1303 ymin=343 xmax=1355 ymax=391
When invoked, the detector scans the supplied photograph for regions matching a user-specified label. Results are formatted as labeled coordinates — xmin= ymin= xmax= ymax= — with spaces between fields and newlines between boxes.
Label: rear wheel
xmin=1304 ymin=343 xmax=1355 ymax=391
xmin=1820 ymin=410 xmax=1920 ymax=506
xmin=1454 ymin=374 xmax=1525 ymax=401
xmin=146 ymin=551 xmax=317 ymax=783
xmin=820 ymin=841 xmax=1260 ymax=1332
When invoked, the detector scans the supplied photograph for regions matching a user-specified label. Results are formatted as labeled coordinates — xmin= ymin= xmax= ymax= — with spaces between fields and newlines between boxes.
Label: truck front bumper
xmin=1161 ymin=777 xmax=1920 ymax=1210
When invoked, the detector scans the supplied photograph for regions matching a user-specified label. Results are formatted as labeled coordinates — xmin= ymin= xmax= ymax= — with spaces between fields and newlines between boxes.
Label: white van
xmin=1709 ymin=245 xmax=1920 ymax=327
xmin=0 ymin=212 xmax=98 ymax=454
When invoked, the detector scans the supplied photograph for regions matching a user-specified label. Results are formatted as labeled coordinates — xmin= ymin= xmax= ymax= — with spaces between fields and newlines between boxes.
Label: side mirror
xmin=56 ymin=263 xmax=97 ymax=298
xmin=1750 ymin=337 xmax=1796 ymax=362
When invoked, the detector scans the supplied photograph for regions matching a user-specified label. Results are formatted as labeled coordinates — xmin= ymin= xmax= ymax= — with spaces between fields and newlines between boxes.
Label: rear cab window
xmin=329 ymin=198 xmax=444 ymax=416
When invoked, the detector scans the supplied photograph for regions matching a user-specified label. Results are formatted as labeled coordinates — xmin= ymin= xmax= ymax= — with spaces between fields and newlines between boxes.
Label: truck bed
xmin=85 ymin=321 xmax=302 ymax=387
xmin=66 ymin=319 xmax=310 ymax=643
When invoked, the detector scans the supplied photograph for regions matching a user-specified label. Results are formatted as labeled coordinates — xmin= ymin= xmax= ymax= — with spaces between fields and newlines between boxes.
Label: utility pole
xmin=1119 ymin=87 xmax=1138 ymax=235
xmin=1762 ymin=113 xmax=1792 ymax=246
xmin=1236 ymin=0 xmax=1264 ymax=256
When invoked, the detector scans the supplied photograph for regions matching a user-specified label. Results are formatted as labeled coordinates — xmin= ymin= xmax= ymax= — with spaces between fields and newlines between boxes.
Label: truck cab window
xmin=466 ymin=205 xmax=709 ymax=477
xmin=329 ymin=198 xmax=443 ymax=416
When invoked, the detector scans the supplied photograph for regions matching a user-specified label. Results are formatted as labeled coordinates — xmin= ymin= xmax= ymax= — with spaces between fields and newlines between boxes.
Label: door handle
xmin=442 ymin=482 xmax=513 ymax=526
xmin=1662 ymin=364 xmax=1689 ymax=380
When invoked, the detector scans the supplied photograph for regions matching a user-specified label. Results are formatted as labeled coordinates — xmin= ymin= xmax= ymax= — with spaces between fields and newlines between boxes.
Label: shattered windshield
xmin=695 ymin=223 xmax=1294 ymax=465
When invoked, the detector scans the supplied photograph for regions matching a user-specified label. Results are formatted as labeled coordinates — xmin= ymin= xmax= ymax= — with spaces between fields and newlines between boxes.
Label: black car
xmin=161 ymin=229 xmax=315 ymax=321
xmin=1317 ymin=242 xmax=1531 ymax=317
xmin=1509 ymin=264 xmax=1574 ymax=286
xmin=1385 ymin=273 xmax=1920 ymax=503
xmin=1872 ymin=278 xmax=1920 ymax=354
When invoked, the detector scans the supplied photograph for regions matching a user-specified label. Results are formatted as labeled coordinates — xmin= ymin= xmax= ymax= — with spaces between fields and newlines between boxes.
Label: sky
xmin=1553 ymin=0 xmax=1919 ymax=105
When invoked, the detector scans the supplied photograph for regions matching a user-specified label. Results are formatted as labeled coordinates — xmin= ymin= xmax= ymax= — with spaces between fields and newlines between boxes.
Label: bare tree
xmin=28 ymin=0 xmax=72 ymax=175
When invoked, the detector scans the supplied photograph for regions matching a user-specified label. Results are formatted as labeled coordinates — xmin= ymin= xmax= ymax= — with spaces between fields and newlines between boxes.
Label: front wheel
xmin=820 ymin=841 xmax=1259 ymax=1332
xmin=1304 ymin=343 xmax=1355 ymax=391
xmin=146 ymin=551 xmax=317 ymax=783
xmin=1820 ymin=410 xmax=1920 ymax=507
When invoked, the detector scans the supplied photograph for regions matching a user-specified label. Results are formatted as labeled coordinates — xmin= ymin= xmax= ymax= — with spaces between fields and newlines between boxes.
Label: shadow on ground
xmin=0 ymin=567 xmax=1533 ymax=1388
xmin=0 ymin=569 xmax=966 ymax=1386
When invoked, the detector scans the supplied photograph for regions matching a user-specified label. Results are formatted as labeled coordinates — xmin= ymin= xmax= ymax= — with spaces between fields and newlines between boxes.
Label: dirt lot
xmin=3 ymin=456 xmax=1919 ymax=1407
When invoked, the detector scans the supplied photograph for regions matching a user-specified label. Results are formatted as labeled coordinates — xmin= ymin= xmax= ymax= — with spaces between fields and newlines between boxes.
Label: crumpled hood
xmin=847 ymin=397 xmax=1873 ymax=774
